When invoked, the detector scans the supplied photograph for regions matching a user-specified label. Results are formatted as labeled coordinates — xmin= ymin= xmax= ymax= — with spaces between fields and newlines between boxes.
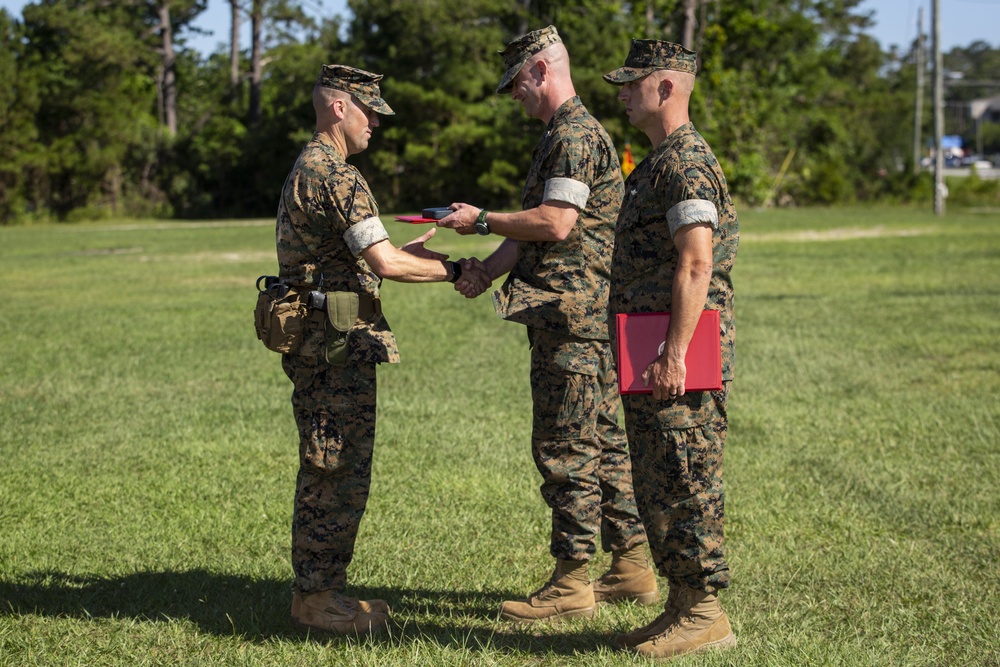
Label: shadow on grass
xmin=0 ymin=569 xmax=616 ymax=656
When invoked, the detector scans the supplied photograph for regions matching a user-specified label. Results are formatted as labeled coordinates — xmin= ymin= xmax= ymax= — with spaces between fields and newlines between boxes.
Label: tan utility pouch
xmin=324 ymin=291 xmax=359 ymax=366
xmin=254 ymin=277 xmax=307 ymax=354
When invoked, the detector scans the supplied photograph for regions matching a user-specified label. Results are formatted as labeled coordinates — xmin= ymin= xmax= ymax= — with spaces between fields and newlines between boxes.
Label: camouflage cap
xmin=496 ymin=25 xmax=562 ymax=95
xmin=603 ymin=39 xmax=698 ymax=84
xmin=317 ymin=64 xmax=395 ymax=115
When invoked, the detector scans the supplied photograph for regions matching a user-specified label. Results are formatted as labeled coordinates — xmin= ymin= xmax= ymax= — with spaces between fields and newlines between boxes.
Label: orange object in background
xmin=622 ymin=143 xmax=636 ymax=176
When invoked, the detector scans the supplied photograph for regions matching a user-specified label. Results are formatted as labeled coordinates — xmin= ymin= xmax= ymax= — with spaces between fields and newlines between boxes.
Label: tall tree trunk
xmin=696 ymin=0 xmax=709 ymax=52
xmin=517 ymin=0 xmax=530 ymax=37
xmin=158 ymin=1 xmax=177 ymax=135
xmin=104 ymin=165 xmax=122 ymax=214
xmin=682 ymin=0 xmax=698 ymax=50
xmin=229 ymin=0 xmax=240 ymax=91
xmin=248 ymin=0 xmax=262 ymax=126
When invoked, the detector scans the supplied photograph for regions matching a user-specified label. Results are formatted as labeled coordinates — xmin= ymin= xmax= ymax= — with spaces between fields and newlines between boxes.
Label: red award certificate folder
xmin=615 ymin=310 xmax=722 ymax=394
xmin=394 ymin=215 xmax=437 ymax=224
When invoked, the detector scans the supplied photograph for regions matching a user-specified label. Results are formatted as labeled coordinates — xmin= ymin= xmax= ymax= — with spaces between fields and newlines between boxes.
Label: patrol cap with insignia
xmin=496 ymin=25 xmax=562 ymax=95
xmin=317 ymin=64 xmax=395 ymax=115
xmin=603 ymin=39 xmax=698 ymax=84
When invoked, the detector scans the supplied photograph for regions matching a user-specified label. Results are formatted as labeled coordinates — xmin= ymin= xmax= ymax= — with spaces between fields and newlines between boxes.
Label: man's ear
xmin=534 ymin=59 xmax=548 ymax=82
xmin=658 ymin=76 xmax=674 ymax=103
xmin=330 ymin=97 xmax=347 ymax=120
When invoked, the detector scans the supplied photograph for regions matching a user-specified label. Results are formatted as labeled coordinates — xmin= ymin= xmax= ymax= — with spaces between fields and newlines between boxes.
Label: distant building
xmin=970 ymin=95 xmax=1000 ymax=125
xmin=969 ymin=95 xmax=1000 ymax=158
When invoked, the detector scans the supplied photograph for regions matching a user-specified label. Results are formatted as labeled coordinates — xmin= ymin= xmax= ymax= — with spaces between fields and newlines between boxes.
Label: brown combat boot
xmin=612 ymin=583 xmax=680 ymax=649
xmin=499 ymin=559 xmax=596 ymax=623
xmin=631 ymin=585 xmax=735 ymax=659
xmin=593 ymin=545 xmax=659 ymax=605
xmin=291 ymin=589 xmax=390 ymax=636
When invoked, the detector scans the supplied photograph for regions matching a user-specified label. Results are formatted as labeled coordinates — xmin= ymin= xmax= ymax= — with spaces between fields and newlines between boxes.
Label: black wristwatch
xmin=474 ymin=209 xmax=490 ymax=236
xmin=447 ymin=260 xmax=462 ymax=283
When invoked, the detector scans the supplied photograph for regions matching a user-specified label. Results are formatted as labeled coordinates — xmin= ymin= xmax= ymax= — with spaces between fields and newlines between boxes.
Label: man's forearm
xmin=484 ymin=238 xmax=519 ymax=281
xmin=664 ymin=263 xmax=712 ymax=363
xmin=361 ymin=233 xmax=452 ymax=283
xmin=484 ymin=203 xmax=578 ymax=242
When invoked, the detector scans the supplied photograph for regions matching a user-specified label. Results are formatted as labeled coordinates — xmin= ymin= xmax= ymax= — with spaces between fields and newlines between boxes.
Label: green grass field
xmin=1 ymin=207 xmax=998 ymax=666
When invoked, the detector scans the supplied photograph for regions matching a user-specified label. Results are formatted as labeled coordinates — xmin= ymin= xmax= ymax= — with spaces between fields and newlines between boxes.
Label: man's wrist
xmin=474 ymin=209 xmax=490 ymax=235
xmin=447 ymin=260 xmax=462 ymax=283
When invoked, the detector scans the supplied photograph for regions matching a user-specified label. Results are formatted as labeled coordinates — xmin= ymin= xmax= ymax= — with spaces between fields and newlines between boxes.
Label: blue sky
xmin=859 ymin=0 xmax=1000 ymax=51
xmin=2 ymin=0 xmax=997 ymax=56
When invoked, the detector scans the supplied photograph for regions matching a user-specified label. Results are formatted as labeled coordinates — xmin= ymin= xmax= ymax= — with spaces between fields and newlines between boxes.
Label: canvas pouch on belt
xmin=254 ymin=279 xmax=307 ymax=354
xmin=324 ymin=291 xmax=359 ymax=366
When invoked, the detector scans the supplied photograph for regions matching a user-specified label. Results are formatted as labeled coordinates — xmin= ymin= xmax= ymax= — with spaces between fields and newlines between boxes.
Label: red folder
xmin=616 ymin=310 xmax=722 ymax=394
xmin=394 ymin=216 xmax=437 ymax=224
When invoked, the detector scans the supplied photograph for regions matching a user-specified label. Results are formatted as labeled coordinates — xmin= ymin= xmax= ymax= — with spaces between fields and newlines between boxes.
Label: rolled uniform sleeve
xmin=341 ymin=178 xmax=388 ymax=256
xmin=344 ymin=216 xmax=388 ymax=256
xmin=661 ymin=162 xmax=724 ymax=238
xmin=543 ymin=177 xmax=591 ymax=209
xmin=666 ymin=199 xmax=719 ymax=238
xmin=536 ymin=134 xmax=596 ymax=211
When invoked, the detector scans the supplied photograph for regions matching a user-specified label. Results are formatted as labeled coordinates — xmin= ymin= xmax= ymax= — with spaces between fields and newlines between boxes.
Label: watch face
xmin=475 ymin=222 xmax=489 ymax=236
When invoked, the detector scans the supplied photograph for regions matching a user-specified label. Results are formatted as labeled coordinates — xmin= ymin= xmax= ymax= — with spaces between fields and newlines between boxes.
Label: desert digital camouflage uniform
xmin=609 ymin=122 xmax=739 ymax=592
xmin=276 ymin=128 xmax=398 ymax=594
xmin=493 ymin=95 xmax=647 ymax=561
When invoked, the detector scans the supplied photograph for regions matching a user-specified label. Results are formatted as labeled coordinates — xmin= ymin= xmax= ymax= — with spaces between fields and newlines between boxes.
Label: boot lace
xmin=529 ymin=581 xmax=560 ymax=601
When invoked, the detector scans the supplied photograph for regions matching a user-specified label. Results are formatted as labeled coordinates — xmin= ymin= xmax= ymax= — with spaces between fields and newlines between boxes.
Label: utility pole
xmin=932 ymin=0 xmax=946 ymax=215
xmin=913 ymin=7 xmax=924 ymax=174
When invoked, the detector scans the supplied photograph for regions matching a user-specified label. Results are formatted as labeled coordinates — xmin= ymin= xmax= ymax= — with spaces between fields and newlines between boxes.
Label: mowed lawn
xmin=0 ymin=207 xmax=997 ymax=667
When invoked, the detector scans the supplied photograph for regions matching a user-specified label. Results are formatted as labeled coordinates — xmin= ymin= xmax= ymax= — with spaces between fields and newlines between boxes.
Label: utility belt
xmin=301 ymin=288 xmax=381 ymax=322
xmin=253 ymin=275 xmax=381 ymax=365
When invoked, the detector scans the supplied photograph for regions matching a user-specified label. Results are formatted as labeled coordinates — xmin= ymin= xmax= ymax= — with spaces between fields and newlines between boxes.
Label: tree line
xmin=0 ymin=0 xmax=997 ymax=224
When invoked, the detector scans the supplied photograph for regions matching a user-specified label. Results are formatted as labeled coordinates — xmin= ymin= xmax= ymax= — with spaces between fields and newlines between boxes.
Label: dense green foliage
xmin=1 ymin=208 xmax=998 ymax=665
xmin=0 ymin=0 xmax=998 ymax=223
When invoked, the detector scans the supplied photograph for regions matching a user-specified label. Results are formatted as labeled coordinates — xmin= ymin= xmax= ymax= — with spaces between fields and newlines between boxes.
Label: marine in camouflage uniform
xmin=277 ymin=128 xmax=396 ymax=597
xmin=272 ymin=64 xmax=474 ymax=635
xmin=610 ymin=124 xmax=738 ymax=595
xmin=437 ymin=26 xmax=655 ymax=622
xmin=499 ymin=93 xmax=647 ymax=568
xmin=603 ymin=40 xmax=739 ymax=657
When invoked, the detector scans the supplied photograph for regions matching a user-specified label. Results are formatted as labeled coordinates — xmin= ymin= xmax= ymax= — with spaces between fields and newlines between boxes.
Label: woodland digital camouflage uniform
xmin=276 ymin=131 xmax=398 ymax=594
xmin=493 ymin=95 xmax=647 ymax=561
xmin=610 ymin=122 xmax=739 ymax=592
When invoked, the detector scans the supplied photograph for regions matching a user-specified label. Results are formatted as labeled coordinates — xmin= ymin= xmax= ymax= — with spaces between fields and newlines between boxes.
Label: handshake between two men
xmin=431 ymin=199 xmax=575 ymax=302
xmin=433 ymin=202 xmax=508 ymax=300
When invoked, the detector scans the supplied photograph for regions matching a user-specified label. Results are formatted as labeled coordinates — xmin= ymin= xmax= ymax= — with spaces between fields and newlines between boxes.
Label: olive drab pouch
xmin=254 ymin=276 xmax=307 ymax=354
xmin=324 ymin=291 xmax=359 ymax=366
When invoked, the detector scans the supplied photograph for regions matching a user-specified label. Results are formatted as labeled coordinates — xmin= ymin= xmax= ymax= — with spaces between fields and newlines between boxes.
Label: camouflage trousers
xmin=282 ymin=354 xmax=378 ymax=594
xmin=528 ymin=328 xmax=647 ymax=561
xmin=621 ymin=382 xmax=731 ymax=592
